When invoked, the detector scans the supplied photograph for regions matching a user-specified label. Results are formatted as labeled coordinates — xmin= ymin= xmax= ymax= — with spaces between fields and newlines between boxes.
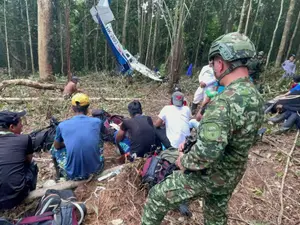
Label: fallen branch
xmin=25 ymin=165 xmax=124 ymax=202
xmin=0 ymin=79 xmax=64 ymax=92
xmin=278 ymin=130 xmax=299 ymax=225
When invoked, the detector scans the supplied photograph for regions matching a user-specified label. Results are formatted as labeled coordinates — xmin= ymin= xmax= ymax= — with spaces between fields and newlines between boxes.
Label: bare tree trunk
xmin=25 ymin=0 xmax=35 ymax=74
xmin=140 ymin=2 xmax=146 ymax=61
xmin=244 ymin=0 xmax=252 ymax=35
xmin=194 ymin=2 xmax=207 ymax=67
xmin=122 ymin=0 xmax=130 ymax=45
xmin=250 ymin=0 xmax=261 ymax=39
xmin=38 ymin=0 xmax=53 ymax=81
xmin=4 ymin=0 xmax=11 ymax=77
xmin=145 ymin=1 xmax=154 ymax=67
xmin=286 ymin=10 xmax=300 ymax=59
xmin=238 ymin=0 xmax=247 ymax=33
xmin=275 ymin=0 xmax=295 ymax=67
xmin=83 ymin=0 xmax=88 ymax=71
xmin=94 ymin=26 xmax=99 ymax=73
xmin=20 ymin=0 xmax=28 ymax=72
xmin=137 ymin=0 xmax=141 ymax=54
xmin=105 ymin=40 xmax=108 ymax=70
xmin=266 ymin=0 xmax=284 ymax=67
xmin=255 ymin=14 xmax=265 ymax=48
xmin=150 ymin=13 xmax=159 ymax=67
xmin=58 ymin=1 xmax=64 ymax=75
xmin=65 ymin=0 xmax=71 ymax=80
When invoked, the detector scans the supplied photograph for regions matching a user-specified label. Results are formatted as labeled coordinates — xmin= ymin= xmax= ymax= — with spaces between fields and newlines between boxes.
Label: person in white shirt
xmin=191 ymin=62 xmax=215 ymax=115
xmin=154 ymin=91 xmax=191 ymax=148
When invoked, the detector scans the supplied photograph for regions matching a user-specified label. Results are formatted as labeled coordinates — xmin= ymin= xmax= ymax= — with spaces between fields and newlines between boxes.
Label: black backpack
xmin=30 ymin=117 xmax=59 ymax=152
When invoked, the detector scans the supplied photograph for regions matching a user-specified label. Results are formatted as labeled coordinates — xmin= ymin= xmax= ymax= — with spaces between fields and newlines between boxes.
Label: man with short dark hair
xmin=115 ymin=100 xmax=155 ymax=157
xmin=0 ymin=110 xmax=38 ymax=209
xmin=51 ymin=93 xmax=104 ymax=180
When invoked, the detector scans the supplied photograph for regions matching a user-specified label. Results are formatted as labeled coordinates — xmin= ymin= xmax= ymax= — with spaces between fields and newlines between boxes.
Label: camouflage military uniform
xmin=142 ymin=78 xmax=264 ymax=225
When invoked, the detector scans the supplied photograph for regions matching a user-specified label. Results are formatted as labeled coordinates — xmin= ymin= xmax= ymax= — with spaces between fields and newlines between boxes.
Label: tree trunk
xmin=250 ymin=0 xmax=261 ymax=39
xmin=58 ymin=1 xmax=64 ymax=75
xmin=150 ymin=13 xmax=159 ymax=67
xmin=275 ymin=0 xmax=295 ymax=67
xmin=65 ymin=0 xmax=71 ymax=80
xmin=145 ymin=2 xmax=154 ymax=67
xmin=25 ymin=0 xmax=35 ymax=74
xmin=244 ymin=0 xmax=252 ymax=35
xmin=94 ymin=26 xmax=99 ymax=73
xmin=286 ymin=10 xmax=300 ymax=59
xmin=83 ymin=0 xmax=88 ymax=71
xmin=4 ymin=0 xmax=11 ymax=77
xmin=266 ymin=0 xmax=285 ymax=67
xmin=238 ymin=0 xmax=247 ymax=33
xmin=137 ymin=0 xmax=141 ymax=54
xmin=38 ymin=0 xmax=53 ymax=81
xmin=122 ymin=0 xmax=130 ymax=45
xmin=20 ymin=0 xmax=28 ymax=72
xmin=194 ymin=2 xmax=207 ymax=67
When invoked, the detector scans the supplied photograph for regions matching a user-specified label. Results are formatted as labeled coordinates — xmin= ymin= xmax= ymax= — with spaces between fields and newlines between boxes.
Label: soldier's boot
xmin=191 ymin=103 xmax=198 ymax=115
xmin=269 ymin=112 xmax=287 ymax=123
xmin=276 ymin=113 xmax=298 ymax=134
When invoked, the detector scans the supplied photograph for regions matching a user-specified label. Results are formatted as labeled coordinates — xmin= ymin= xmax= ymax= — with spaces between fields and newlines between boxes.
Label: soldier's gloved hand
xmin=175 ymin=152 xmax=185 ymax=171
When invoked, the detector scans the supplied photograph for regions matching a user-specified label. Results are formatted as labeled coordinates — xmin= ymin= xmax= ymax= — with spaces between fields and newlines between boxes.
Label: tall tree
xmin=65 ymin=0 xmax=71 ymax=80
xmin=145 ymin=1 xmax=154 ymax=66
xmin=266 ymin=0 xmax=284 ymax=67
xmin=244 ymin=0 xmax=252 ymax=35
xmin=275 ymin=0 xmax=296 ymax=67
xmin=286 ymin=10 xmax=300 ymax=58
xmin=250 ymin=0 xmax=261 ymax=39
xmin=25 ymin=0 xmax=35 ymax=74
xmin=38 ymin=0 xmax=53 ymax=81
xmin=238 ymin=0 xmax=247 ymax=33
xmin=4 ymin=0 xmax=11 ymax=77
xmin=122 ymin=0 xmax=130 ymax=45
xmin=83 ymin=0 xmax=88 ymax=71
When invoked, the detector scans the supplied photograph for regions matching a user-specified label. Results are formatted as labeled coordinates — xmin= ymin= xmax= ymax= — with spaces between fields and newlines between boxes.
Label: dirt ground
xmin=0 ymin=73 xmax=300 ymax=225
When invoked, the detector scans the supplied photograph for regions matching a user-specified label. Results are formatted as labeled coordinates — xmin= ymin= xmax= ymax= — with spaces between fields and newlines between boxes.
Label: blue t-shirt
xmin=55 ymin=115 xmax=103 ymax=179
xmin=290 ymin=84 xmax=300 ymax=93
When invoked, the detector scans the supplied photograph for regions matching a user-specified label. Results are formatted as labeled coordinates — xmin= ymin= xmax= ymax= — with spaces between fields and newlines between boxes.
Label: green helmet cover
xmin=208 ymin=32 xmax=256 ymax=62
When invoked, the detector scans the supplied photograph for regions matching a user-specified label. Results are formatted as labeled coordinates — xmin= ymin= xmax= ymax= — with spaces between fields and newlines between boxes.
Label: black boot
xmin=191 ymin=103 xmax=198 ymax=115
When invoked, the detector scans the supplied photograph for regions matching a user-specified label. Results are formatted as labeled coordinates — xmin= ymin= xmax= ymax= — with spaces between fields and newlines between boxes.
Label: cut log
xmin=25 ymin=165 xmax=124 ymax=202
xmin=0 ymin=97 xmax=143 ymax=102
xmin=0 ymin=79 xmax=64 ymax=92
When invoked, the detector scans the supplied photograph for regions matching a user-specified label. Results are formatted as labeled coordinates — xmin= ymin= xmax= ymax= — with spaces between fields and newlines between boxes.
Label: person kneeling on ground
xmin=115 ymin=100 xmax=156 ymax=158
xmin=51 ymin=93 xmax=104 ymax=180
xmin=0 ymin=110 xmax=38 ymax=210
xmin=154 ymin=91 xmax=191 ymax=149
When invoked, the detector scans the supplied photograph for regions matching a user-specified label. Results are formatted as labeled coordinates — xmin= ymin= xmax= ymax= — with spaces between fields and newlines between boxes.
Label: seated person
xmin=0 ymin=110 xmax=38 ymax=210
xmin=51 ymin=93 xmax=104 ymax=180
xmin=155 ymin=91 xmax=191 ymax=148
xmin=115 ymin=101 xmax=156 ymax=158
xmin=63 ymin=76 xmax=82 ymax=99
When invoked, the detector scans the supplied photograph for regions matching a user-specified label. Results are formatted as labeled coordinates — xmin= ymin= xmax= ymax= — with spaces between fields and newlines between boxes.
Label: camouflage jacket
xmin=181 ymin=77 xmax=264 ymax=193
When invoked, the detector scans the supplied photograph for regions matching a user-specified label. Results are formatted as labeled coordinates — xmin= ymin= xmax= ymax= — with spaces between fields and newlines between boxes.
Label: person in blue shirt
xmin=51 ymin=93 xmax=104 ymax=180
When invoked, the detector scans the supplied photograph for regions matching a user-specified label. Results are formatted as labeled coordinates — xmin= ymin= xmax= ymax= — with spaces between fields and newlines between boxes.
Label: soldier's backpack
xmin=30 ymin=117 xmax=59 ymax=152
xmin=0 ymin=189 xmax=86 ymax=225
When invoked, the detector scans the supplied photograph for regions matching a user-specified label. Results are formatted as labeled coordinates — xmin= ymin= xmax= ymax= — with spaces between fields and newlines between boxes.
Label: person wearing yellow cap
xmin=51 ymin=93 xmax=105 ymax=180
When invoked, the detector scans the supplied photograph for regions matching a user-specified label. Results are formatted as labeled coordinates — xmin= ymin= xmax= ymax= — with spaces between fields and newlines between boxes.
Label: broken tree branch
xmin=0 ymin=79 xmax=64 ymax=92
xmin=278 ymin=130 xmax=299 ymax=225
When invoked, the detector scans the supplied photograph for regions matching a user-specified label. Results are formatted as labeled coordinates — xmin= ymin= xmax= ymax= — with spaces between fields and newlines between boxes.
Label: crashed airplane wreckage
xmin=90 ymin=0 xmax=162 ymax=81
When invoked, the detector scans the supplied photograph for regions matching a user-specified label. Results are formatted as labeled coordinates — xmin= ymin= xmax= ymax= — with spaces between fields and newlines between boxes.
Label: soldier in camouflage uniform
xmin=247 ymin=51 xmax=265 ymax=83
xmin=141 ymin=32 xmax=264 ymax=225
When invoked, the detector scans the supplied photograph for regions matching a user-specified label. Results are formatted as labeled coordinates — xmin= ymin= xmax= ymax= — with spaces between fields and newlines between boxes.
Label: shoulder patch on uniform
xmin=202 ymin=122 xmax=221 ymax=141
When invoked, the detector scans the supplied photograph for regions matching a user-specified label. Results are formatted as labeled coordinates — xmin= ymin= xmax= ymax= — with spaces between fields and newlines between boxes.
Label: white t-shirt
xmin=158 ymin=105 xmax=191 ymax=148
xmin=198 ymin=65 xmax=215 ymax=87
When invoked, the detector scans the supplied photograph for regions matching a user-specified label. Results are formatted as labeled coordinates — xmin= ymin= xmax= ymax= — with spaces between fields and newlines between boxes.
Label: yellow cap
xmin=71 ymin=93 xmax=90 ymax=107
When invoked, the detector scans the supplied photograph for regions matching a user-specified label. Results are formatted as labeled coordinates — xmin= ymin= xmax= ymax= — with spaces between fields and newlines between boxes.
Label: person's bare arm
xmin=154 ymin=118 xmax=164 ymax=127
xmin=116 ymin=128 xmax=126 ymax=144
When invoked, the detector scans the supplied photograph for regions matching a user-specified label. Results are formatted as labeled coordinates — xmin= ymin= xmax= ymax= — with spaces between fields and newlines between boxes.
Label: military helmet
xmin=208 ymin=32 xmax=256 ymax=62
